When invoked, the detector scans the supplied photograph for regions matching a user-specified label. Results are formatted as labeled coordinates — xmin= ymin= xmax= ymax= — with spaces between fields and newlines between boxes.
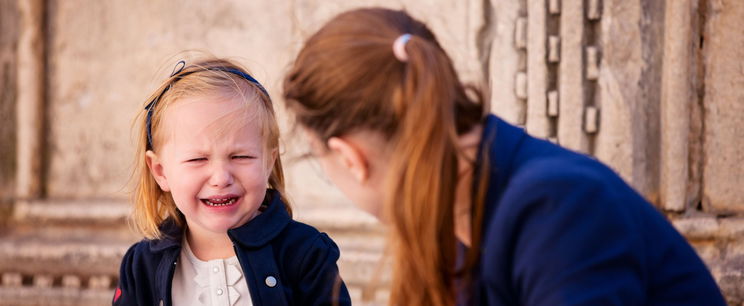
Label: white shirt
xmin=172 ymin=239 xmax=252 ymax=306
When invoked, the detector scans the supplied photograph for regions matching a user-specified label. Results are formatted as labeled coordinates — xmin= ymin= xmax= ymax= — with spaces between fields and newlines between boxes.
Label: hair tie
xmin=393 ymin=34 xmax=412 ymax=62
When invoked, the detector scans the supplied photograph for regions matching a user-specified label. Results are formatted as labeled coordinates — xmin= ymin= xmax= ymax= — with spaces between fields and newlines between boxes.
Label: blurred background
xmin=0 ymin=0 xmax=743 ymax=305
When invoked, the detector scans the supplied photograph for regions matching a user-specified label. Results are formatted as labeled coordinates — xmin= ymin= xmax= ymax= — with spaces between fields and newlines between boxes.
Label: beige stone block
xmin=33 ymin=275 xmax=53 ymax=288
xmin=557 ymin=0 xmax=590 ymax=153
xmin=588 ymin=0 xmax=601 ymax=20
xmin=548 ymin=35 xmax=560 ymax=63
xmin=719 ymin=244 xmax=744 ymax=304
xmin=593 ymin=0 xmax=663 ymax=199
xmin=672 ymin=217 xmax=720 ymax=240
xmin=583 ymin=106 xmax=599 ymax=134
xmin=548 ymin=0 xmax=560 ymax=15
xmin=585 ymin=46 xmax=600 ymax=81
xmin=526 ymin=0 xmax=550 ymax=138
xmin=87 ymin=275 xmax=111 ymax=290
xmin=515 ymin=72 xmax=528 ymax=100
xmin=702 ymin=0 xmax=744 ymax=213
xmin=547 ymin=90 xmax=559 ymax=117
xmin=719 ymin=218 xmax=744 ymax=239
xmin=15 ymin=0 xmax=44 ymax=199
xmin=62 ymin=275 xmax=81 ymax=288
xmin=488 ymin=1 xmax=523 ymax=124
xmin=660 ymin=0 xmax=694 ymax=212
xmin=1 ymin=273 xmax=22 ymax=287
xmin=515 ymin=17 xmax=527 ymax=50
xmin=0 ymin=0 xmax=19 ymax=199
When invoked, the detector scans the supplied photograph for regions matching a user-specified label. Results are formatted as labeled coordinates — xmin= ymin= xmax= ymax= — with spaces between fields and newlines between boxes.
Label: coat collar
xmin=476 ymin=115 xmax=528 ymax=216
xmin=148 ymin=189 xmax=291 ymax=252
xmin=227 ymin=189 xmax=292 ymax=249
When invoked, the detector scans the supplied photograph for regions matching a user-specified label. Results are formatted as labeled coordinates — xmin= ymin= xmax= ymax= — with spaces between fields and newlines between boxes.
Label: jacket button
xmin=265 ymin=276 xmax=277 ymax=288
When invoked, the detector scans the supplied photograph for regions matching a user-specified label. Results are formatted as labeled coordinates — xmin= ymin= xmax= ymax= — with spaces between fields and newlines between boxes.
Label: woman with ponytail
xmin=284 ymin=7 xmax=724 ymax=306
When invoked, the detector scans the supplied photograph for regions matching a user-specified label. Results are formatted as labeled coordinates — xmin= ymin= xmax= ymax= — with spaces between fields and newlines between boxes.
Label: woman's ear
xmin=327 ymin=137 xmax=369 ymax=183
xmin=145 ymin=150 xmax=170 ymax=192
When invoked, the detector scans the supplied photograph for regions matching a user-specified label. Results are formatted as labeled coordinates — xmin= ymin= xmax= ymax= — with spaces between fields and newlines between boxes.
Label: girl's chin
xmin=199 ymin=213 xmax=259 ymax=233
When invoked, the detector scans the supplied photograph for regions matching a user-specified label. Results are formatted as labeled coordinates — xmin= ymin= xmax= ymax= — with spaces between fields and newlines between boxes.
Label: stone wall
xmin=485 ymin=0 xmax=744 ymax=303
xmin=0 ymin=0 xmax=18 ymax=208
xmin=0 ymin=0 xmax=743 ymax=304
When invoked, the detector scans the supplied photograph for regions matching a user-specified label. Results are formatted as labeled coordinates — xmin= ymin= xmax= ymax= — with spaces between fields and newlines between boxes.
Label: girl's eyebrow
xmin=177 ymin=148 xmax=210 ymax=157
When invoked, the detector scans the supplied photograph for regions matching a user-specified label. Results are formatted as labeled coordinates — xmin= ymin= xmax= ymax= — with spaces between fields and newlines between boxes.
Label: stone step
xmin=12 ymin=199 xmax=130 ymax=226
xmin=1 ymin=199 xmax=390 ymax=304
xmin=0 ymin=234 xmax=133 ymax=277
xmin=0 ymin=287 xmax=113 ymax=306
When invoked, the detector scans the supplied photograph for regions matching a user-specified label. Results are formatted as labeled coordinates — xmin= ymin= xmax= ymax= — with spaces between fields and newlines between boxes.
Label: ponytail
xmin=384 ymin=36 xmax=461 ymax=306
xmin=283 ymin=8 xmax=487 ymax=306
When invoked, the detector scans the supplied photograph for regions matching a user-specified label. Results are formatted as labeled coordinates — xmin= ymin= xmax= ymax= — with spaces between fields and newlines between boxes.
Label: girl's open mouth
xmin=201 ymin=195 xmax=240 ymax=207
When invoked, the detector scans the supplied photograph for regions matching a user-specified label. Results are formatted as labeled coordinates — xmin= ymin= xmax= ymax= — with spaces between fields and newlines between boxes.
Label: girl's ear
xmin=327 ymin=137 xmax=369 ymax=183
xmin=266 ymin=148 xmax=279 ymax=179
xmin=145 ymin=150 xmax=170 ymax=192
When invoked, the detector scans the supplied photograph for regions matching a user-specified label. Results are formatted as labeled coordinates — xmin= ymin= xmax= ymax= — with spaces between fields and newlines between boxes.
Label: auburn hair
xmin=131 ymin=58 xmax=291 ymax=240
xmin=284 ymin=8 xmax=488 ymax=306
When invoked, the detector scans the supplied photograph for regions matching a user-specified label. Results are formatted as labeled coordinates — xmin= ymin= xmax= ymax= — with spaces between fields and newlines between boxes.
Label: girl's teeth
xmin=205 ymin=198 xmax=236 ymax=206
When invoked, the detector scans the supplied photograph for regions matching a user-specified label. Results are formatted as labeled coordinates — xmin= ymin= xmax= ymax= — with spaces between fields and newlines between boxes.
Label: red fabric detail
xmin=114 ymin=287 xmax=122 ymax=302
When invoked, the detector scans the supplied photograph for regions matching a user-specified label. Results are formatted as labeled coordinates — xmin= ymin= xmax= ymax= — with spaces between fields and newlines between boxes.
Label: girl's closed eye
xmin=185 ymin=157 xmax=208 ymax=163
xmin=232 ymin=155 xmax=257 ymax=160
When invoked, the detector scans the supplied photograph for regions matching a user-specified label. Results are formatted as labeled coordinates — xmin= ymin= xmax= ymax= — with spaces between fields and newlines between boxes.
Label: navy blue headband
xmin=144 ymin=61 xmax=270 ymax=150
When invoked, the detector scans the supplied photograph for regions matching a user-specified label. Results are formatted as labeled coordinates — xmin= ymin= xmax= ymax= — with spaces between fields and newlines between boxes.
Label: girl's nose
xmin=209 ymin=162 xmax=234 ymax=188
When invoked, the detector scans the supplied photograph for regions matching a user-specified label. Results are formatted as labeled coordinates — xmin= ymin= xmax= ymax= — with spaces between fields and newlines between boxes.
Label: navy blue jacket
xmin=114 ymin=190 xmax=351 ymax=306
xmin=469 ymin=115 xmax=725 ymax=305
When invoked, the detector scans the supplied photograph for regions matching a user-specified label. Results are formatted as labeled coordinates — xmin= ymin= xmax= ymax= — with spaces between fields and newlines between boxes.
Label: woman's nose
xmin=208 ymin=162 xmax=234 ymax=187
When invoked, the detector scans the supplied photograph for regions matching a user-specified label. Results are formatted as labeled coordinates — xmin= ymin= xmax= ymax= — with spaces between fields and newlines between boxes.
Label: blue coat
xmin=470 ymin=115 xmax=725 ymax=305
xmin=114 ymin=190 xmax=351 ymax=306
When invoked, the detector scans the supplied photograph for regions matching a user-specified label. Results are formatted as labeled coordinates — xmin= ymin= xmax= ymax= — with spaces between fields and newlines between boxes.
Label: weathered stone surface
xmin=593 ymin=0 xmax=663 ymax=201
xmin=660 ymin=0 xmax=694 ymax=212
xmin=702 ymin=0 xmax=744 ymax=213
xmin=0 ymin=0 xmax=18 ymax=201
xmin=557 ymin=0 xmax=588 ymax=152
xmin=13 ymin=200 xmax=129 ymax=224
xmin=721 ymin=241 xmax=744 ymax=303
xmin=2 ymin=0 xmax=744 ymax=304
xmin=15 ymin=0 xmax=44 ymax=199
xmin=672 ymin=216 xmax=720 ymax=240
xmin=487 ymin=0 xmax=522 ymax=124
xmin=525 ymin=0 xmax=549 ymax=138
xmin=672 ymin=217 xmax=744 ymax=240
xmin=0 ymin=287 xmax=113 ymax=306
xmin=45 ymin=0 xmax=295 ymax=198
xmin=594 ymin=0 xmax=638 ymax=183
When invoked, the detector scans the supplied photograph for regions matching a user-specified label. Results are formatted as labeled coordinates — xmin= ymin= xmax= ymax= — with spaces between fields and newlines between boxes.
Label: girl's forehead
xmin=157 ymin=93 xmax=265 ymax=148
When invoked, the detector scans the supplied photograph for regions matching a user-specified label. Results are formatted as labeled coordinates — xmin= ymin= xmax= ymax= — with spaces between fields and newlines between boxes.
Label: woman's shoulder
xmin=512 ymin=151 xmax=621 ymax=192
xmin=490 ymin=141 xmax=651 ymax=236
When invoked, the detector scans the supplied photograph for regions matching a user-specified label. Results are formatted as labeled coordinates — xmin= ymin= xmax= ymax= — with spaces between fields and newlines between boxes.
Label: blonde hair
xmin=132 ymin=58 xmax=291 ymax=239
xmin=284 ymin=8 xmax=488 ymax=306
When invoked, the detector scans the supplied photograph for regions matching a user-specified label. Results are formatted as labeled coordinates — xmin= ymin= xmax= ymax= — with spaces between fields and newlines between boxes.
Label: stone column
xmin=15 ymin=0 xmax=45 ymax=200
xmin=0 ymin=0 xmax=19 ymax=203
xmin=702 ymin=0 xmax=744 ymax=214
xmin=660 ymin=0 xmax=695 ymax=212
xmin=525 ymin=0 xmax=550 ymax=138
